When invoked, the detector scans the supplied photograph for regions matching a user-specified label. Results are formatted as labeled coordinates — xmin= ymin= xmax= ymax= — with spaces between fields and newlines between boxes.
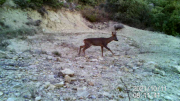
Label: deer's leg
xmin=104 ymin=45 xmax=114 ymax=55
xmin=79 ymin=45 xmax=84 ymax=56
xmin=83 ymin=43 xmax=91 ymax=56
xmin=101 ymin=46 xmax=103 ymax=57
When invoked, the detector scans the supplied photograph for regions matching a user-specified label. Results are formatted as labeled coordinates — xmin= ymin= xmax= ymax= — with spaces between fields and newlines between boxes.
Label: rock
xmin=26 ymin=20 xmax=41 ymax=26
xmin=48 ymin=84 xmax=56 ymax=90
xmin=48 ymin=75 xmax=55 ymax=80
xmin=88 ymin=81 xmax=94 ymax=86
xmin=60 ymin=69 xmax=75 ymax=76
xmin=6 ymin=98 xmax=16 ymax=101
xmin=133 ymin=66 xmax=139 ymax=70
xmin=143 ymin=61 xmax=157 ymax=72
xmin=77 ymin=87 xmax=89 ymax=98
xmin=43 ymin=82 xmax=51 ymax=89
xmin=89 ymin=95 xmax=96 ymax=99
xmin=102 ymin=92 xmax=111 ymax=97
xmin=114 ymin=23 xmax=124 ymax=30
xmin=35 ymin=96 xmax=42 ymax=101
xmin=147 ymin=95 xmax=153 ymax=100
xmin=171 ymin=65 xmax=180 ymax=73
xmin=90 ymin=59 xmax=98 ymax=62
xmin=46 ymin=56 xmax=53 ymax=60
xmin=164 ymin=95 xmax=174 ymax=101
xmin=14 ymin=93 xmax=21 ymax=97
xmin=88 ymin=25 xmax=93 ymax=29
xmin=54 ymin=81 xmax=64 ymax=88
xmin=64 ymin=75 xmax=71 ymax=83
xmin=38 ymin=6 xmax=48 ymax=16
xmin=0 ymin=92 xmax=3 ymax=96
xmin=0 ymin=50 xmax=10 ymax=58
xmin=153 ymin=68 xmax=165 ymax=76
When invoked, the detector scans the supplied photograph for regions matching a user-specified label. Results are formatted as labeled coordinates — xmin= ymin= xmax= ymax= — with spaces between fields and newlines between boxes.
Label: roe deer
xmin=79 ymin=32 xmax=118 ymax=57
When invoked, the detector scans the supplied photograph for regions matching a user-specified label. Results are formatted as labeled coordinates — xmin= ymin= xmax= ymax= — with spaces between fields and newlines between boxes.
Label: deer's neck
xmin=106 ymin=36 xmax=114 ymax=44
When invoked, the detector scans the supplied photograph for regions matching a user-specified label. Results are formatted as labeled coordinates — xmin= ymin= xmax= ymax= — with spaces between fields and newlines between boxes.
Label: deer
xmin=78 ymin=32 xmax=118 ymax=57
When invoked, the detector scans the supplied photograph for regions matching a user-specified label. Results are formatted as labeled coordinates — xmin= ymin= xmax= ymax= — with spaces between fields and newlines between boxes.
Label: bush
xmin=81 ymin=6 xmax=109 ymax=22
xmin=0 ymin=0 xmax=6 ymax=5
xmin=151 ymin=1 xmax=180 ymax=36
xmin=13 ymin=0 xmax=31 ymax=8
xmin=105 ymin=0 xmax=180 ymax=36
xmin=13 ymin=0 xmax=63 ymax=9
xmin=106 ymin=0 xmax=152 ymax=28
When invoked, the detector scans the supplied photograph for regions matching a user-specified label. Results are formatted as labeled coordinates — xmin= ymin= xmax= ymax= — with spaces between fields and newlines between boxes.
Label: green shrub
xmin=13 ymin=0 xmax=31 ymax=8
xmin=13 ymin=0 xmax=63 ymax=8
xmin=81 ymin=6 xmax=109 ymax=22
xmin=0 ymin=0 xmax=6 ymax=5
xmin=106 ymin=0 xmax=152 ymax=28
xmin=105 ymin=0 xmax=180 ymax=36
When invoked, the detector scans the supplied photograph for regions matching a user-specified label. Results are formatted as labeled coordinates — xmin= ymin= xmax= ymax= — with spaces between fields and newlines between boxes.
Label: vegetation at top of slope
xmin=13 ymin=0 xmax=63 ymax=9
xmin=2 ymin=0 xmax=180 ymax=36
xmin=0 ymin=0 xmax=6 ymax=5
xmin=104 ymin=0 xmax=180 ymax=36
xmin=81 ymin=5 xmax=110 ymax=22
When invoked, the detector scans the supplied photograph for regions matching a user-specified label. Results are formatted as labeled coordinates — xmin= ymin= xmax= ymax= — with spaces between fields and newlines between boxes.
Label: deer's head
xmin=112 ymin=32 xmax=118 ymax=41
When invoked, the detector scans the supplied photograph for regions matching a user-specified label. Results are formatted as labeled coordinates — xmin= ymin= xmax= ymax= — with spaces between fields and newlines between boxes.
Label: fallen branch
xmin=120 ymin=78 xmax=131 ymax=101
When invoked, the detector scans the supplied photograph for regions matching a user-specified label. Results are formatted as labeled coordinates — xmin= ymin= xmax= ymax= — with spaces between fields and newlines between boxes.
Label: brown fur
xmin=79 ymin=32 xmax=118 ymax=57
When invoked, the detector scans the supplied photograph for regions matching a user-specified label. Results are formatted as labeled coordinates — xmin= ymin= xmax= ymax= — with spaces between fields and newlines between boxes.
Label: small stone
xmin=46 ymin=56 xmax=53 ymax=60
xmin=90 ymin=95 xmax=96 ymax=99
xmin=102 ymin=66 xmax=108 ymax=69
xmin=60 ymin=69 xmax=75 ymax=76
xmin=48 ymin=75 xmax=55 ymax=80
xmin=0 ymin=50 xmax=10 ymax=58
xmin=153 ymin=68 xmax=165 ymax=76
xmin=64 ymin=75 xmax=71 ymax=83
xmin=90 ymin=59 xmax=98 ymax=62
xmin=23 ymin=94 xmax=31 ymax=99
xmin=0 ymin=92 xmax=3 ymax=96
xmin=102 ymin=92 xmax=111 ymax=97
xmin=35 ymin=96 xmax=41 ymax=101
xmin=48 ymin=84 xmax=56 ymax=90
xmin=133 ymin=66 xmax=139 ymax=70
xmin=43 ymin=82 xmax=51 ymax=89
xmin=77 ymin=87 xmax=89 ymax=98
xmin=14 ymin=93 xmax=21 ymax=97
xmin=148 ymin=95 xmax=153 ymax=100
xmin=7 ymin=98 xmax=16 ymax=101
xmin=54 ymin=81 xmax=64 ymax=88
xmin=164 ymin=95 xmax=173 ymax=101
xmin=171 ymin=65 xmax=180 ymax=73
xmin=88 ymin=81 xmax=94 ymax=86
xmin=79 ymin=66 xmax=84 ymax=68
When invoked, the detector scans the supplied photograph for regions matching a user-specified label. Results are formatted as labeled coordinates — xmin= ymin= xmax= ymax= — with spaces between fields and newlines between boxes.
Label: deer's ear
xmin=112 ymin=32 xmax=116 ymax=35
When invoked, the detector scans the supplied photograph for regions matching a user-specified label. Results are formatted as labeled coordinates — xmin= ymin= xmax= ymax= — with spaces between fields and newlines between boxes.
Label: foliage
xmin=78 ymin=0 xmax=105 ymax=6
xmin=105 ymin=0 xmax=180 ymax=36
xmin=13 ymin=0 xmax=30 ymax=8
xmin=13 ymin=0 xmax=63 ymax=8
xmin=105 ymin=0 xmax=152 ymax=28
xmin=150 ymin=0 xmax=180 ymax=36
xmin=81 ymin=6 xmax=109 ymax=22
xmin=0 ymin=0 xmax=6 ymax=5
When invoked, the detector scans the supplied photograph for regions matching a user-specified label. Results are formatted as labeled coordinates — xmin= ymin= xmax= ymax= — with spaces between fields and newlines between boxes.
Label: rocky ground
xmin=1 ymin=24 xmax=180 ymax=101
